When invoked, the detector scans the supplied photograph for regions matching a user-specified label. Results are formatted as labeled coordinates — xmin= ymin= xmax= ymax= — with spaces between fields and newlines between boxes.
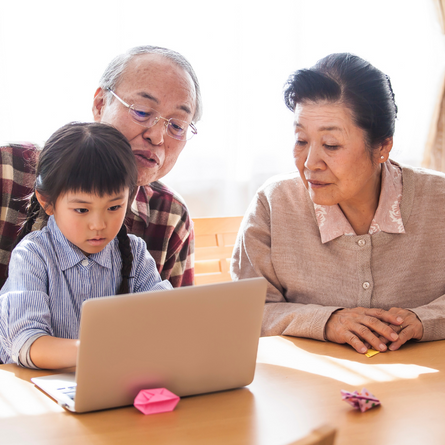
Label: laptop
xmin=31 ymin=277 xmax=266 ymax=413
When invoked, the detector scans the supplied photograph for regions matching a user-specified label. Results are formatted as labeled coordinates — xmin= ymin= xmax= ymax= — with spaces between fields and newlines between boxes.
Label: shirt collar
xmin=48 ymin=216 xmax=114 ymax=271
xmin=314 ymin=160 xmax=405 ymax=244
xmin=130 ymin=186 xmax=153 ymax=227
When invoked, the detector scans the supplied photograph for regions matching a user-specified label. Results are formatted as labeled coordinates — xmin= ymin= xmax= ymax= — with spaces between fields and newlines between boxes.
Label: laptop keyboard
xmin=59 ymin=385 xmax=77 ymax=400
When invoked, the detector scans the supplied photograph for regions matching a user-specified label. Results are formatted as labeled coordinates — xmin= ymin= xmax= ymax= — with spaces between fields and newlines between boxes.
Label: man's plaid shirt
xmin=0 ymin=143 xmax=194 ymax=289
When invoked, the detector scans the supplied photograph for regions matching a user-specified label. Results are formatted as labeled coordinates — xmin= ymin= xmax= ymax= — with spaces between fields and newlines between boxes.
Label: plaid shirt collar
xmin=130 ymin=186 xmax=154 ymax=227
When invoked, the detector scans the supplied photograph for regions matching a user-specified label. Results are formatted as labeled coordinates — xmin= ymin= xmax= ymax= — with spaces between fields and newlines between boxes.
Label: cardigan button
xmin=362 ymin=281 xmax=370 ymax=290
xmin=357 ymin=239 xmax=366 ymax=247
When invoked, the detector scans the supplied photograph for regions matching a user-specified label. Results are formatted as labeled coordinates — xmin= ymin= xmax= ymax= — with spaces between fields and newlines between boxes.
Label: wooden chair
xmin=288 ymin=425 xmax=337 ymax=445
xmin=193 ymin=216 xmax=243 ymax=285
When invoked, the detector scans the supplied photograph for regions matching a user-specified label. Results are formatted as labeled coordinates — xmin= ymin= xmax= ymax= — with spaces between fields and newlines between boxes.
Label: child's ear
xmin=35 ymin=191 xmax=54 ymax=216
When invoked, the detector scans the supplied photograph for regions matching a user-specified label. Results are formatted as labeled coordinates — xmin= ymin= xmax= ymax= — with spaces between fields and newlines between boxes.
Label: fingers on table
xmin=385 ymin=309 xmax=423 ymax=350
xmin=388 ymin=319 xmax=423 ymax=350
xmin=327 ymin=308 xmax=423 ymax=353
xmin=366 ymin=315 xmax=399 ymax=342
xmin=345 ymin=330 xmax=388 ymax=354
xmin=333 ymin=315 xmax=395 ymax=353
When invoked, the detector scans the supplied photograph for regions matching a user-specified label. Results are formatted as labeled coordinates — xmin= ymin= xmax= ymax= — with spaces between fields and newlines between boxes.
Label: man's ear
xmin=128 ymin=186 xmax=138 ymax=207
xmin=92 ymin=87 xmax=106 ymax=122
xmin=35 ymin=191 xmax=54 ymax=216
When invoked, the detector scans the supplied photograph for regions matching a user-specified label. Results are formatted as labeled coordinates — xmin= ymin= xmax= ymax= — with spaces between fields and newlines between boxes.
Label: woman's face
xmin=293 ymin=101 xmax=388 ymax=209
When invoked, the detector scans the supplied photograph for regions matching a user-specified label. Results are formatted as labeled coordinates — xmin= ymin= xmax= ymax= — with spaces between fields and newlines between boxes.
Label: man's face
xmin=93 ymin=54 xmax=196 ymax=186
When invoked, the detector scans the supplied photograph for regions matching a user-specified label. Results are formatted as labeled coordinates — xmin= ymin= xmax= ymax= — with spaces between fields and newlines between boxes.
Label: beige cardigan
xmin=231 ymin=163 xmax=445 ymax=342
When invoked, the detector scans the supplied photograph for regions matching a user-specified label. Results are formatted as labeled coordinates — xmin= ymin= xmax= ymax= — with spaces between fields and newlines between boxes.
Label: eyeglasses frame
xmin=106 ymin=88 xmax=197 ymax=141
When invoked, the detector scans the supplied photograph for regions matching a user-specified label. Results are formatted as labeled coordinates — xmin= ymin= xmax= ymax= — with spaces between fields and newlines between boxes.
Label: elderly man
xmin=0 ymin=45 xmax=201 ymax=288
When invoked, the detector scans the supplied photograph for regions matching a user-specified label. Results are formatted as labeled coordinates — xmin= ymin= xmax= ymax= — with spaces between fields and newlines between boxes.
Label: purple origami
xmin=134 ymin=388 xmax=180 ymax=415
xmin=341 ymin=388 xmax=380 ymax=413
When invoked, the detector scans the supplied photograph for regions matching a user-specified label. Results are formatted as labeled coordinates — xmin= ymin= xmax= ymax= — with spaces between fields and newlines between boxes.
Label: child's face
xmin=48 ymin=189 xmax=130 ymax=256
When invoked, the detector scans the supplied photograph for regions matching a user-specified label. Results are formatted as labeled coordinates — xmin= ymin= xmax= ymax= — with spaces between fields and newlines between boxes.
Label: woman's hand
xmin=325 ymin=307 xmax=403 ymax=353
xmin=365 ymin=308 xmax=424 ymax=351
xmin=384 ymin=307 xmax=424 ymax=351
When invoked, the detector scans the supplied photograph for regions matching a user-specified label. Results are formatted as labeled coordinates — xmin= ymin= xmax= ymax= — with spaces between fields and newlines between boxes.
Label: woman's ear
xmin=378 ymin=137 xmax=393 ymax=163
xmin=35 ymin=191 xmax=54 ymax=216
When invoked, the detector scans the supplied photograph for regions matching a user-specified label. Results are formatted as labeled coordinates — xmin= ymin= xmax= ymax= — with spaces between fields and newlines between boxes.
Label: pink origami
xmin=341 ymin=388 xmax=380 ymax=413
xmin=134 ymin=388 xmax=180 ymax=415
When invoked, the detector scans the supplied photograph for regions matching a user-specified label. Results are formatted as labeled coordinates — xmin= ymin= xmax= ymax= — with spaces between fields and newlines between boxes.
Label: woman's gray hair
xmin=99 ymin=45 xmax=202 ymax=122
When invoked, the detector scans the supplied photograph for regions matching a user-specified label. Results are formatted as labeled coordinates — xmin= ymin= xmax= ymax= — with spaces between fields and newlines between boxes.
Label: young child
xmin=0 ymin=122 xmax=172 ymax=369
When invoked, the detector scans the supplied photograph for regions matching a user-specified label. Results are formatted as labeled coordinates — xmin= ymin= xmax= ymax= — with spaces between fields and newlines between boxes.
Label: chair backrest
xmin=193 ymin=216 xmax=243 ymax=285
xmin=288 ymin=425 xmax=337 ymax=445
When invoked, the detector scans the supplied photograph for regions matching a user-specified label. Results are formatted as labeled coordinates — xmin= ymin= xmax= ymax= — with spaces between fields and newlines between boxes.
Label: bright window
xmin=1 ymin=0 xmax=444 ymax=216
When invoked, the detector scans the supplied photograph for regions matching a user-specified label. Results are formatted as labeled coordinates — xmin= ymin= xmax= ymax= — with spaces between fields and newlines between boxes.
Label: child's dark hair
xmin=16 ymin=122 xmax=138 ymax=294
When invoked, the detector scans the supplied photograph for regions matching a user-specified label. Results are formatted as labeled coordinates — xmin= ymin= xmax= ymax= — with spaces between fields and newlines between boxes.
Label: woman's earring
xmin=381 ymin=156 xmax=385 ymax=160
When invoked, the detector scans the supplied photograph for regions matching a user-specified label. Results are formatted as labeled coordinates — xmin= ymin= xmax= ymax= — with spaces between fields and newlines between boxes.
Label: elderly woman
xmin=231 ymin=53 xmax=445 ymax=354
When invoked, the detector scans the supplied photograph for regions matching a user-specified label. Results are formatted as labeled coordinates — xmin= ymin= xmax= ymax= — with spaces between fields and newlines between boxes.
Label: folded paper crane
xmin=134 ymin=388 xmax=180 ymax=415
xmin=341 ymin=388 xmax=380 ymax=413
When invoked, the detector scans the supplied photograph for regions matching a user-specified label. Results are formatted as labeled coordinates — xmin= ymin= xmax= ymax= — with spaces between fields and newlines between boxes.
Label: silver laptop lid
xmin=72 ymin=277 xmax=266 ymax=413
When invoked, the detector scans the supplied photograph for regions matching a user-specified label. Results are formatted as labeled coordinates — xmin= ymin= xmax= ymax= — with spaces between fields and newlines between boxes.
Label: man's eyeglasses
xmin=106 ymin=88 xmax=197 ymax=141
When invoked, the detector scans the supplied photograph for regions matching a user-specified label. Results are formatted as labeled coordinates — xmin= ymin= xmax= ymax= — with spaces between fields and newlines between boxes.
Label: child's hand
xmin=30 ymin=336 xmax=79 ymax=369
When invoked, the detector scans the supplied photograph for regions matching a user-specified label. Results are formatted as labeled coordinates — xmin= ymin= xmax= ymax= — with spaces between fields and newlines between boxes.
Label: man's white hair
xmin=99 ymin=45 xmax=202 ymax=122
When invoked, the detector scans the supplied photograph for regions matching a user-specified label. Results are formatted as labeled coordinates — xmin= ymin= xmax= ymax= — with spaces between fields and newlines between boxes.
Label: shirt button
xmin=362 ymin=281 xmax=370 ymax=290
xmin=81 ymin=259 xmax=89 ymax=267
xmin=357 ymin=239 xmax=366 ymax=247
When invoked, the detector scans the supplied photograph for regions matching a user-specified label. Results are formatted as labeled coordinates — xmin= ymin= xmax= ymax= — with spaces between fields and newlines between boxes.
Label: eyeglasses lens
xmin=129 ymin=106 xmax=194 ymax=141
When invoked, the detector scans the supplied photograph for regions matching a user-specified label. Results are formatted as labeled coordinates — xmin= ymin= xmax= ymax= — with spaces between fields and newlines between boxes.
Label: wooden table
xmin=1 ymin=336 xmax=444 ymax=445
